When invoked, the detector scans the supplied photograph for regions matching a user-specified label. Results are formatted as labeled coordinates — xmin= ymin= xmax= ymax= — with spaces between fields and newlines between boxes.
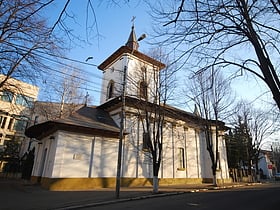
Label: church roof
xmin=98 ymin=45 xmax=166 ymax=71
xmin=25 ymin=106 xmax=120 ymax=140
xmin=98 ymin=25 xmax=165 ymax=71
xmin=126 ymin=25 xmax=139 ymax=51
xmin=98 ymin=96 xmax=228 ymax=130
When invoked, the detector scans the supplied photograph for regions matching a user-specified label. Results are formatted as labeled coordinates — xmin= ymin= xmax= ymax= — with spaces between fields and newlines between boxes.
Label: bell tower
xmin=98 ymin=26 xmax=165 ymax=105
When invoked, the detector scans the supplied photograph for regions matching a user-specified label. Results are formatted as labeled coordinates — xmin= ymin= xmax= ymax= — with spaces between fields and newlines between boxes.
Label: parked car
xmin=275 ymin=173 xmax=280 ymax=181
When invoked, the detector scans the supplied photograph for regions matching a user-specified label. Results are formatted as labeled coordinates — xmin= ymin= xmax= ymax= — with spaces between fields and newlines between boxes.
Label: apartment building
xmin=0 ymin=75 xmax=39 ymax=171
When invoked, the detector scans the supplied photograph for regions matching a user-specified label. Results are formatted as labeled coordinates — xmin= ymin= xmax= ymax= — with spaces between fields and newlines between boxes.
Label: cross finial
xmin=131 ymin=16 xmax=136 ymax=27
xmin=84 ymin=92 xmax=89 ymax=106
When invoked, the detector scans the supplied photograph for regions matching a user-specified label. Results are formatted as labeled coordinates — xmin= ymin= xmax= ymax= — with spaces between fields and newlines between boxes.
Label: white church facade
xmin=25 ymin=26 xmax=231 ymax=190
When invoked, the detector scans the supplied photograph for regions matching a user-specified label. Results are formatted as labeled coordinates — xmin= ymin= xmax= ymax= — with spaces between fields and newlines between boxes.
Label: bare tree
xmin=124 ymin=49 xmax=175 ymax=193
xmin=35 ymin=66 xmax=88 ymax=121
xmin=0 ymin=0 xmax=63 ymax=88
xmin=149 ymin=0 xmax=280 ymax=110
xmin=231 ymin=101 xmax=275 ymax=181
xmin=185 ymin=69 xmax=233 ymax=185
xmin=140 ymin=51 xmax=175 ymax=193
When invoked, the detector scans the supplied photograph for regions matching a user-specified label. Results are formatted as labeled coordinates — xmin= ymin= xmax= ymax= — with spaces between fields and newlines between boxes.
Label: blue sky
xmin=40 ymin=1 xmax=152 ymax=105
xmin=39 ymin=1 xmax=269 ymax=110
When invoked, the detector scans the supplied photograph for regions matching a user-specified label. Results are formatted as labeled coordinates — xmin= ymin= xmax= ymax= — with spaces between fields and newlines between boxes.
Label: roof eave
xmin=97 ymin=46 xmax=166 ymax=71
xmin=25 ymin=121 xmax=120 ymax=140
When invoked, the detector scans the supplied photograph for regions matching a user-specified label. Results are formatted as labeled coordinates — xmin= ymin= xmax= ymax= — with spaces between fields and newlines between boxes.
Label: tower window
xmin=178 ymin=147 xmax=186 ymax=170
xmin=142 ymin=132 xmax=150 ymax=152
xmin=107 ymin=80 xmax=114 ymax=99
xmin=139 ymin=81 xmax=148 ymax=99
xmin=141 ymin=66 xmax=147 ymax=74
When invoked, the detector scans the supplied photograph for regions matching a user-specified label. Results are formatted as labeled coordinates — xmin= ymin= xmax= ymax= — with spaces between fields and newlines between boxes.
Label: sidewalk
xmin=0 ymin=178 xmax=260 ymax=210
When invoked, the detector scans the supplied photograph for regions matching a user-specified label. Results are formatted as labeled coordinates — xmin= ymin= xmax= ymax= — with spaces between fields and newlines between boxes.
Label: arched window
xmin=107 ymin=80 xmax=114 ymax=99
xmin=139 ymin=81 xmax=148 ymax=99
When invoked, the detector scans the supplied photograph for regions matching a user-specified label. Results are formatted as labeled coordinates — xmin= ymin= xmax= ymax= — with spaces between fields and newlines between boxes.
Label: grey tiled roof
xmin=25 ymin=106 xmax=120 ymax=140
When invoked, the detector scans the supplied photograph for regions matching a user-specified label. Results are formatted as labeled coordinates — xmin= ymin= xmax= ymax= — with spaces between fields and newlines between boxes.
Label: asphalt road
xmin=83 ymin=183 xmax=280 ymax=210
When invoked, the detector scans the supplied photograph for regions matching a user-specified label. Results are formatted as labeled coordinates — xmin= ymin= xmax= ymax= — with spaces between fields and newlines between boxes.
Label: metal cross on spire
xmin=131 ymin=16 xmax=136 ymax=27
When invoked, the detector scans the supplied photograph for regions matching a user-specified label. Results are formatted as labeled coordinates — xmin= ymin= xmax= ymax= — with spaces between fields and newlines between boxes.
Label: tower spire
xmin=126 ymin=17 xmax=139 ymax=51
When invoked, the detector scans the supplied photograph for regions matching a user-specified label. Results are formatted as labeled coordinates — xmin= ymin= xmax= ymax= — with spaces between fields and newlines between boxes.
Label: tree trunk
xmin=213 ymin=174 xmax=217 ymax=186
xmin=153 ymin=176 xmax=159 ymax=193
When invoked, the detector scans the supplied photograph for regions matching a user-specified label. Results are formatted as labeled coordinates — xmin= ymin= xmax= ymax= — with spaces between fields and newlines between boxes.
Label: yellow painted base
xmin=30 ymin=176 xmax=232 ymax=191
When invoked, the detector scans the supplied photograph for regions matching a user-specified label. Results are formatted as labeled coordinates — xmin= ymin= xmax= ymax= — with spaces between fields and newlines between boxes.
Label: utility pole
xmin=115 ymin=31 xmax=146 ymax=199
xmin=115 ymin=64 xmax=127 ymax=199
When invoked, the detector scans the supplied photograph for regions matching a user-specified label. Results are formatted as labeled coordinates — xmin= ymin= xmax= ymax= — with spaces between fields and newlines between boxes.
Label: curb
xmin=53 ymin=191 xmax=185 ymax=210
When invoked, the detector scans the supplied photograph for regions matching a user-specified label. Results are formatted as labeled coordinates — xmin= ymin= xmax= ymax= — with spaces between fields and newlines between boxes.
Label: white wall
xmin=32 ymin=124 xmax=229 ymax=181
xmin=32 ymin=133 xmax=58 ymax=178
xmin=99 ymin=54 xmax=160 ymax=105
xmin=100 ymin=57 xmax=125 ymax=104
xmin=126 ymin=56 xmax=159 ymax=103
xmin=91 ymin=137 xmax=119 ymax=177
xmin=52 ymin=132 xmax=92 ymax=178
xmin=54 ymin=132 xmax=119 ymax=178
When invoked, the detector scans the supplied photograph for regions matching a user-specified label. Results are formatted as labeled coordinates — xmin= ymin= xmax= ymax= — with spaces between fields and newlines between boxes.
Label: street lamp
xmin=115 ymin=33 xmax=146 ymax=199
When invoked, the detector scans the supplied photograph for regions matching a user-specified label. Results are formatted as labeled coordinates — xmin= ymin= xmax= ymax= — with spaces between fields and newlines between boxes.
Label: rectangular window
xmin=1 ymin=117 xmax=7 ymax=129
xmin=15 ymin=94 xmax=34 ymax=108
xmin=14 ymin=117 xmax=28 ymax=131
xmin=1 ymin=90 xmax=13 ymax=102
xmin=142 ymin=132 xmax=150 ymax=152
xmin=139 ymin=81 xmax=148 ymax=99
xmin=178 ymin=147 xmax=185 ymax=169
xmin=7 ymin=118 xmax=14 ymax=130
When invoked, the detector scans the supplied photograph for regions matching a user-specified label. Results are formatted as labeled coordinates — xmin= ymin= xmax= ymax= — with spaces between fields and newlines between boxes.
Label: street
xmin=83 ymin=183 xmax=280 ymax=210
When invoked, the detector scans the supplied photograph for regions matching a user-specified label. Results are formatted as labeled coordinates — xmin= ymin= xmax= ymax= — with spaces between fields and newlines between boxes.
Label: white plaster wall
xmin=49 ymin=131 xmax=120 ymax=178
xmin=52 ymin=131 xmax=92 ymax=178
xmin=161 ymin=123 xmax=174 ymax=178
xmin=122 ymin=115 xmax=153 ymax=178
xmin=45 ymin=137 xmax=57 ymax=177
xmin=122 ymin=116 xmax=139 ymax=177
xmin=199 ymin=131 xmax=212 ymax=178
xmin=32 ymin=133 xmax=58 ymax=178
xmin=186 ymin=129 xmax=200 ymax=178
xmin=174 ymin=126 xmax=187 ymax=178
xmin=119 ymin=114 xmax=232 ymax=181
xmin=91 ymin=137 xmax=119 ymax=177
xmin=218 ymin=136 xmax=230 ymax=180
xmin=126 ymin=56 xmax=159 ymax=103
xmin=100 ymin=58 xmax=125 ymax=104
xmin=31 ymin=119 xmax=230 ymax=182
xmin=32 ymin=141 xmax=43 ymax=176
xmin=99 ymin=53 xmax=160 ymax=105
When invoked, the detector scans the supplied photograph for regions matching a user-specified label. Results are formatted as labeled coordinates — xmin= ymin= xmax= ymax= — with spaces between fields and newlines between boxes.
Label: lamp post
xmin=115 ymin=34 xmax=146 ymax=199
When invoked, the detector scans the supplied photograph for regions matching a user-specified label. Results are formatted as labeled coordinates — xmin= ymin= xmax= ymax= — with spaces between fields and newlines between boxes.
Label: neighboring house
xmin=258 ymin=150 xmax=274 ymax=179
xmin=25 ymin=26 xmax=231 ymax=190
xmin=0 ymin=75 xmax=39 ymax=171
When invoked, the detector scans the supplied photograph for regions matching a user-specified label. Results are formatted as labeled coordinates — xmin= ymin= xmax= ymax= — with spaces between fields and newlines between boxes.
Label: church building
xmin=25 ymin=26 xmax=231 ymax=190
